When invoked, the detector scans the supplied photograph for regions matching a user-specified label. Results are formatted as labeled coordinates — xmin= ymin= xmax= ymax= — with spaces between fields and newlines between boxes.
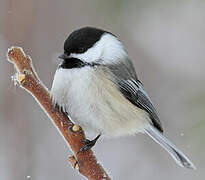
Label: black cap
xmin=62 ymin=27 xmax=109 ymax=56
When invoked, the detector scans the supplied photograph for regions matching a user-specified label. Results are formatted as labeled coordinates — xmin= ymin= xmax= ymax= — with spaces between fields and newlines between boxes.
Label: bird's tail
xmin=145 ymin=125 xmax=196 ymax=169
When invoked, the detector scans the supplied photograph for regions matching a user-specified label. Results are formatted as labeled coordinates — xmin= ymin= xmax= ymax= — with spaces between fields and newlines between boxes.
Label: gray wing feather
xmin=107 ymin=58 xmax=163 ymax=132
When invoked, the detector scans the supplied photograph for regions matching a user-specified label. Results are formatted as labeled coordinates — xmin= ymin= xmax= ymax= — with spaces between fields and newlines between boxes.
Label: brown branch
xmin=7 ymin=47 xmax=111 ymax=180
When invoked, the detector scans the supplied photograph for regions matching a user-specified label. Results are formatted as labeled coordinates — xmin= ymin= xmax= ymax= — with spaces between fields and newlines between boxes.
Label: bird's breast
xmin=51 ymin=67 xmax=149 ymax=138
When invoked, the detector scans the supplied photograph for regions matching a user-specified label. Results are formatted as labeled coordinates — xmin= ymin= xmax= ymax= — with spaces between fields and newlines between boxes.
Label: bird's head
xmin=59 ymin=27 xmax=127 ymax=65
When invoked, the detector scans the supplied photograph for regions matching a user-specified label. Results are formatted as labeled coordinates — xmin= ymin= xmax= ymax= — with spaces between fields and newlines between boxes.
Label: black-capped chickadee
xmin=51 ymin=27 xmax=195 ymax=169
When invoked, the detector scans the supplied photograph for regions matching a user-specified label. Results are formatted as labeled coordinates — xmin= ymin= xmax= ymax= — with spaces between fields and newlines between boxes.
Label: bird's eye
xmin=78 ymin=47 xmax=85 ymax=53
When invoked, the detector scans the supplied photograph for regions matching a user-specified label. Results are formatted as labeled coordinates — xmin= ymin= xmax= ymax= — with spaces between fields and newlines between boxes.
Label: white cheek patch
xmin=70 ymin=33 xmax=128 ymax=64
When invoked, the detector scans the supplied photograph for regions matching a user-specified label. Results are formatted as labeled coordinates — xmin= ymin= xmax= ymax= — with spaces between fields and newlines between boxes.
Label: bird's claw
xmin=77 ymin=134 xmax=101 ymax=154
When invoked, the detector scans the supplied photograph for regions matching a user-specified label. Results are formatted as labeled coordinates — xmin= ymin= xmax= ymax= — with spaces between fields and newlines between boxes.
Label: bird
xmin=51 ymin=26 xmax=195 ymax=169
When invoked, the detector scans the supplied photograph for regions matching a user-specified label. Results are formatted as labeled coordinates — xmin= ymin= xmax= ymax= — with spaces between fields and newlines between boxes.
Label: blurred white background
xmin=0 ymin=0 xmax=204 ymax=179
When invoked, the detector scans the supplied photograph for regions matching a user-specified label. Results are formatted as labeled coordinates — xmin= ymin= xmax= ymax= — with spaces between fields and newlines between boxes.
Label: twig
xmin=7 ymin=47 xmax=110 ymax=180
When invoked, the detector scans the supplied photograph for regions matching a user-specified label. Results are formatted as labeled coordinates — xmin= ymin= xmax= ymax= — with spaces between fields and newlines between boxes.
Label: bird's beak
xmin=58 ymin=53 xmax=70 ymax=59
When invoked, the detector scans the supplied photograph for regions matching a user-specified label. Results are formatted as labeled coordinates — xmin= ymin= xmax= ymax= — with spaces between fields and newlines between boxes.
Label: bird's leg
xmin=78 ymin=134 xmax=101 ymax=153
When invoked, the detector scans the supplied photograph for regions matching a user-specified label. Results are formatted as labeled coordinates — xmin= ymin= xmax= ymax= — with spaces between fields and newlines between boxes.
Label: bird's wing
xmin=117 ymin=79 xmax=163 ymax=132
xmin=107 ymin=59 xmax=163 ymax=132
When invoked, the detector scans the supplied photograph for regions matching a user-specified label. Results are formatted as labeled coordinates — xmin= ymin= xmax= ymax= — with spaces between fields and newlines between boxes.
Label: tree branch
xmin=7 ymin=47 xmax=110 ymax=180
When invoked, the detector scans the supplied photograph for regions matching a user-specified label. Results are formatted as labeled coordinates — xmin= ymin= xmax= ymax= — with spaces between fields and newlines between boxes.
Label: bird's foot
xmin=78 ymin=134 xmax=101 ymax=154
